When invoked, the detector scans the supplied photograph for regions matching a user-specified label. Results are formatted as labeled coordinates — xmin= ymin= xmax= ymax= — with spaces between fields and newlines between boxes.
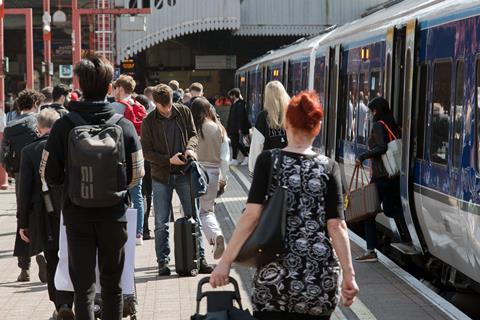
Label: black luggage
xmin=191 ymin=277 xmax=255 ymax=320
xmin=174 ymin=216 xmax=200 ymax=276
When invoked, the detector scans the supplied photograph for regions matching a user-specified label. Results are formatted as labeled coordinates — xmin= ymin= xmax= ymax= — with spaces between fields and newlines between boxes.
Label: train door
xmin=399 ymin=20 xmax=423 ymax=253
xmin=326 ymin=45 xmax=341 ymax=159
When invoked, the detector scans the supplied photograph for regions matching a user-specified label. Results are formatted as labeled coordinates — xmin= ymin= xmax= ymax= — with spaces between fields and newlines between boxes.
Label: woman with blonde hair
xmin=248 ymin=81 xmax=290 ymax=173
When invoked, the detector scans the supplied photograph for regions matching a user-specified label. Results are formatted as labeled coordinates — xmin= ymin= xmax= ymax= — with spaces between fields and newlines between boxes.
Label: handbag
xmin=344 ymin=166 xmax=382 ymax=223
xmin=235 ymin=149 xmax=288 ymax=267
xmin=378 ymin=120 xmax=402 ymax=177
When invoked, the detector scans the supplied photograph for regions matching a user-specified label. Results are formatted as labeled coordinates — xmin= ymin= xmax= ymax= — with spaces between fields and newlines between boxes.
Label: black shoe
xmin=17 ymin=269 xmax=30 ymax=282
xmin=199 ymin=258 xmax=214 ymax=274
xmin=158 ymin=262 xmax=171 ymax=276
xmin=36 ymin=254 xmax=48 ymax=283
xmin=143 ymin=231 xmax=152 ymax=240
xmin=57 ymin=304 xmax=74 ymax=320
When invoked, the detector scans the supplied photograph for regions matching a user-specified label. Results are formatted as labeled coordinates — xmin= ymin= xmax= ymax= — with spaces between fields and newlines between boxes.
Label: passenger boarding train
xmin=235 ymin=0 xmax=480 ymax=295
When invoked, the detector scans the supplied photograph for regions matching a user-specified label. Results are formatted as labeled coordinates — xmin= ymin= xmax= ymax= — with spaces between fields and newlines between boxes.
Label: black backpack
xmin=66 ymin=112 xmax=127 ymax=208
xmin=1 ymin=116 xmax=38 ymax=175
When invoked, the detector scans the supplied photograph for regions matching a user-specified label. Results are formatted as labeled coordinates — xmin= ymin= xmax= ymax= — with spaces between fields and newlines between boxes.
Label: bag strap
xmin=66 ymin=112 xmax=87 ymax=127
xmin=377 ymin=120 xmax=397 ymax=141
xmin=266 ymin=149 xmax=283 ymax=200
xmin=106 ymin=113 xmax=123 ymax=125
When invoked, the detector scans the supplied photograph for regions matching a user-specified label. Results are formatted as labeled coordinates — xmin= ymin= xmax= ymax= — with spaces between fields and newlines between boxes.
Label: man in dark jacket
xmin=41 ymin=84 xmax=70 ymax=117
xmin=141 ymin=84 xmax=213 ymax=276
xmin=40 ymin=52 xmax=144 ymax=320
xmin=17 ymin=108 xmax=74 ymax=320
xmin=227 ymin=88 xmax=251 ymax=165
xmin=0 ymin=89 xmax=47 ymax=283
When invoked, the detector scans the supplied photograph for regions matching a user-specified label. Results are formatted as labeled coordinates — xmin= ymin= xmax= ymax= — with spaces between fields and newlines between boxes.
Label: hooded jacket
xmin=40 ymin=100 xmax=144 ymax=224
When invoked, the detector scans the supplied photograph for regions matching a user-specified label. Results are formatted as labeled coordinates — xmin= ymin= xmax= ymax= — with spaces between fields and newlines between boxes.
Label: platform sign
xmin=121 ymin=59 xmax=135 ymax=77
xmin=195 ymin=55 xmax=237 ymax=70
xmin=59 ymin=65 xmax=73 ymax=78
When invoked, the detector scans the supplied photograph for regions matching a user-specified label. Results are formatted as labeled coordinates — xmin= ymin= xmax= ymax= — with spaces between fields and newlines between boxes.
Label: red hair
xmin=286 ymin=91 xmax=323 ymax=135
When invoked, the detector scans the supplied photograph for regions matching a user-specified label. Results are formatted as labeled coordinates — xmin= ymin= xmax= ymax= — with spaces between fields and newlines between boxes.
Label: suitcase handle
xmin=195 ymin=276 xmax=242 ymax=313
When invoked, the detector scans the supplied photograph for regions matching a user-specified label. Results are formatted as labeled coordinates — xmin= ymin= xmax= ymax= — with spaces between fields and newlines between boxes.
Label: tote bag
xmin=378 ymin=120 xmax=402 ymax=177
xmin=54 ymin=208 xmax=137 ymax=294
xmin=345 ymin=166 xmax=382 ymax=223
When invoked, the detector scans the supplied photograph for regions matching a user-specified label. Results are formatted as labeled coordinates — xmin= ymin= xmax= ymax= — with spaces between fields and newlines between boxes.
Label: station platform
xmin=0 ymin=164 xmax=472 ymax=319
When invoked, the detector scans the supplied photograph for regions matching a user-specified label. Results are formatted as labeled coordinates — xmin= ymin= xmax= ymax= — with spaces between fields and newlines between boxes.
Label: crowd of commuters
xmin=0 ymin=51 xmax=366 ymax=320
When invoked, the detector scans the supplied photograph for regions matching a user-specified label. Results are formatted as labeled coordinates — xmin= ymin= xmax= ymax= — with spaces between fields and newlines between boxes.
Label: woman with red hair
xmin=210 ymin=91 xmax=358 ymax=320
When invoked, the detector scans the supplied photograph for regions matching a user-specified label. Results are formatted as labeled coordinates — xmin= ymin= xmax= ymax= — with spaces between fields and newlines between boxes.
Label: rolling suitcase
xmin=174 ymin=169 xmax=200 ymax=276
xmin=174 ymin=216 xmax=200 ymax=276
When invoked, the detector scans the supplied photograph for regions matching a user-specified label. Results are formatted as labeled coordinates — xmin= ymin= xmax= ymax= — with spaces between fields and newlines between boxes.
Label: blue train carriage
xmin=320 ymin=0 xmax=480 ymax=293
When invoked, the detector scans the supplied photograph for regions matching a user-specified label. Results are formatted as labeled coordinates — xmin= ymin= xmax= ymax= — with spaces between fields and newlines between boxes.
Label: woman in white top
xmin=191 ymin=97 xmax=226 ymax=259
xmin=248 ymin=81 xmax=290 ymax=174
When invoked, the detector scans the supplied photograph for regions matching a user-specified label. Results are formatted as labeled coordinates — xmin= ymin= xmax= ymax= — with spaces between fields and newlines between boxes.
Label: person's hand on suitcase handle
xmin=210 ymin=260 xmax=231 ymax=288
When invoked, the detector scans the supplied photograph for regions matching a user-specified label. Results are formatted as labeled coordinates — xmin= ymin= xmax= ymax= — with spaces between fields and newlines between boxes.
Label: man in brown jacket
xmin=141 ymin=84 xmax=213 ymax=276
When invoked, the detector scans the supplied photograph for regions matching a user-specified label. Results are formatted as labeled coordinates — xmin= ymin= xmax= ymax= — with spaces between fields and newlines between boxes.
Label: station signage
xmin=195 ymin=55 xmax=237 ymax=70
xmin=59 ymin=65 xmax=73 ymax=78
xmin=121 ymin=59 xmax=135 ymax=77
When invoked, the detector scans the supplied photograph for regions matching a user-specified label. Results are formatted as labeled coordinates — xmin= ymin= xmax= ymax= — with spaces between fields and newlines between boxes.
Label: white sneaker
xmin=136 ymin=234 xmax=143 ymax=246
xmin=213 ymin=234 xmax=225 ymax=260
xmin=229 ymin=159 xmax=239 ymax=166
xmin=240 ymin=157 xmax=249 ymax=166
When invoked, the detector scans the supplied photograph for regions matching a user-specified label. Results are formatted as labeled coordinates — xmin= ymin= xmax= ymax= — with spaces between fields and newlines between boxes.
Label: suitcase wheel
xmin=190 ymin=269 xmax=199 ymax=277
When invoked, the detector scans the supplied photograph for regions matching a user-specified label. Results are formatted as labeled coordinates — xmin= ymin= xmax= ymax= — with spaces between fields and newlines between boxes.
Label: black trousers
xmin=66 ymin=221 xmax=127 ymax=320
xmin=230 ymin=132 xmax=249 ymax=160
xmin=43 ymin=249 xmax=74 ymax=309
xmin=254 ymin=311 xmax=331 ymax=320
xmin=142 ymin=160 xmax=153 ymax=234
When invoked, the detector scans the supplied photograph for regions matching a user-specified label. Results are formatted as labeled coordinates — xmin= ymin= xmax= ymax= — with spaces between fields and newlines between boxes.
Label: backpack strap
xmin=377 ymin=120 xmax=397 ymax=141
xmin=66 ymin=112 xmax=87 ymax=127
xmin=106 ymin=113 xmax=124 ymax=125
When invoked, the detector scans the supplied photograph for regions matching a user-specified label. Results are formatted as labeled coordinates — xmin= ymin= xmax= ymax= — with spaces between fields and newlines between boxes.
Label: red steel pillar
xmin=72 ymin=0 xmax=81 ymax=89
xmin=0 ymin=0 xmax=7 ymax=190
xmin=43 ymin=0 xmax=52 ymax=87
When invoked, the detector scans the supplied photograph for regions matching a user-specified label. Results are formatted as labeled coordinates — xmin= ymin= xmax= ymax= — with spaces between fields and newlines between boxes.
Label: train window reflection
xmin=476 ymin=59 xmax=480 ymax=171
xmin=416 ymin=64 xmax=428 ymax=160
xmin=346 ymin=73 xmax=358 ymax=142
xmin=357 ymin=73 xmax=370 ymax=144
xmin=430 ymin=61 xmax=452 ymax=165
xmin=453 ymin=60 xmax=464 ymax=168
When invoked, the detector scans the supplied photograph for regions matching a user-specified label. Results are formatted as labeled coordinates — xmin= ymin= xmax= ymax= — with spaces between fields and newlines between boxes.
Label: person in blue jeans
xmin=141 ymin=84 xmax=213 ymax=276
xmin=111 ymin=75 xmax=146 ymax=245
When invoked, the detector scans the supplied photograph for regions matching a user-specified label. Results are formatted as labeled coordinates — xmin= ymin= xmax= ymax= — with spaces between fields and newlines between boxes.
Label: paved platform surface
xmin=0 ymin=164 xmax=471 ymax=320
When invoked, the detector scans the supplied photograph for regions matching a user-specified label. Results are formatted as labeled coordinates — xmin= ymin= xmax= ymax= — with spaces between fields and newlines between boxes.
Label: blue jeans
xmin=130 ymin=181 xmax=145 ymax=236
xmin=152 ymin=174 xmax=205 ymax=264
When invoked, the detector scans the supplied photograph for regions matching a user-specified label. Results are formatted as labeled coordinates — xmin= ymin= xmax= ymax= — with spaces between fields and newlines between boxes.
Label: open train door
xmin=325 ymin=45 xmax=341 ymax=160
xmin=398 ymin=19 xmax=424 ymax=253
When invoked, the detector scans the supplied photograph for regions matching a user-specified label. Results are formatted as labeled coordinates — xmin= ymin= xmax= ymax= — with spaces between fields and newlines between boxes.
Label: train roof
xmin=237 ymin=0 xmax=480 ymax=72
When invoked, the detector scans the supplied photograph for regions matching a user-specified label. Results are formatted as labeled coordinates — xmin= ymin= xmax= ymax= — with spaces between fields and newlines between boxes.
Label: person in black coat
xmin=355 ymin=97 xmax=412 ymax=263
xmin=227 ymin=88 xmax=251 ymax=165
xmin=17 ymin=108 xmax=75 ymax=319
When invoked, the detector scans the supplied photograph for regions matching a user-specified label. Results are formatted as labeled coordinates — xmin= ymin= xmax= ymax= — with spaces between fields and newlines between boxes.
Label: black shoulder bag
xmin=235 ymin=149 xmax=288 ymax=268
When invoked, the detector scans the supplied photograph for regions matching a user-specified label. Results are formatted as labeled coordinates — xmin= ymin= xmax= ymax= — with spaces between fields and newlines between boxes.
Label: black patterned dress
xmin=247 ymin=150 xmax=345 ymax=318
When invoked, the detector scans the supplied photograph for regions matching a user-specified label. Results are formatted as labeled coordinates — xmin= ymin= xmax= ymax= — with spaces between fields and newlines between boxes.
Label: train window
xmin=430 ymin=61 xmax=452 ymax=165
xmin=370 ymin=70 xmax=382 ymax=98
xmin=346 ymin=73 xmax=358 ymax=142
xmin=476 ymin=59 xmax=480 ymax=171
xmin=357 ymin=73 xmax=370 ymax=144
xmin=453 ymin=60 xmax=464 ymax=168
xmin=415 ymin=64 xmax=429 ymax=159
xmin=314 ymin=56 xmax=326 ymax=105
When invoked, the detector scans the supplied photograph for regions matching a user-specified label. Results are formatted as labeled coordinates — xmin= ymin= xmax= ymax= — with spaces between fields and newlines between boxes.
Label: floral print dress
xmin=247 ymin=150 xmax=345 ymax=317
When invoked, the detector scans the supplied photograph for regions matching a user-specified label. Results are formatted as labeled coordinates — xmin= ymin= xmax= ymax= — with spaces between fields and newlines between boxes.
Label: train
xmin=235 ymin=0 xmax=480 ymax=297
